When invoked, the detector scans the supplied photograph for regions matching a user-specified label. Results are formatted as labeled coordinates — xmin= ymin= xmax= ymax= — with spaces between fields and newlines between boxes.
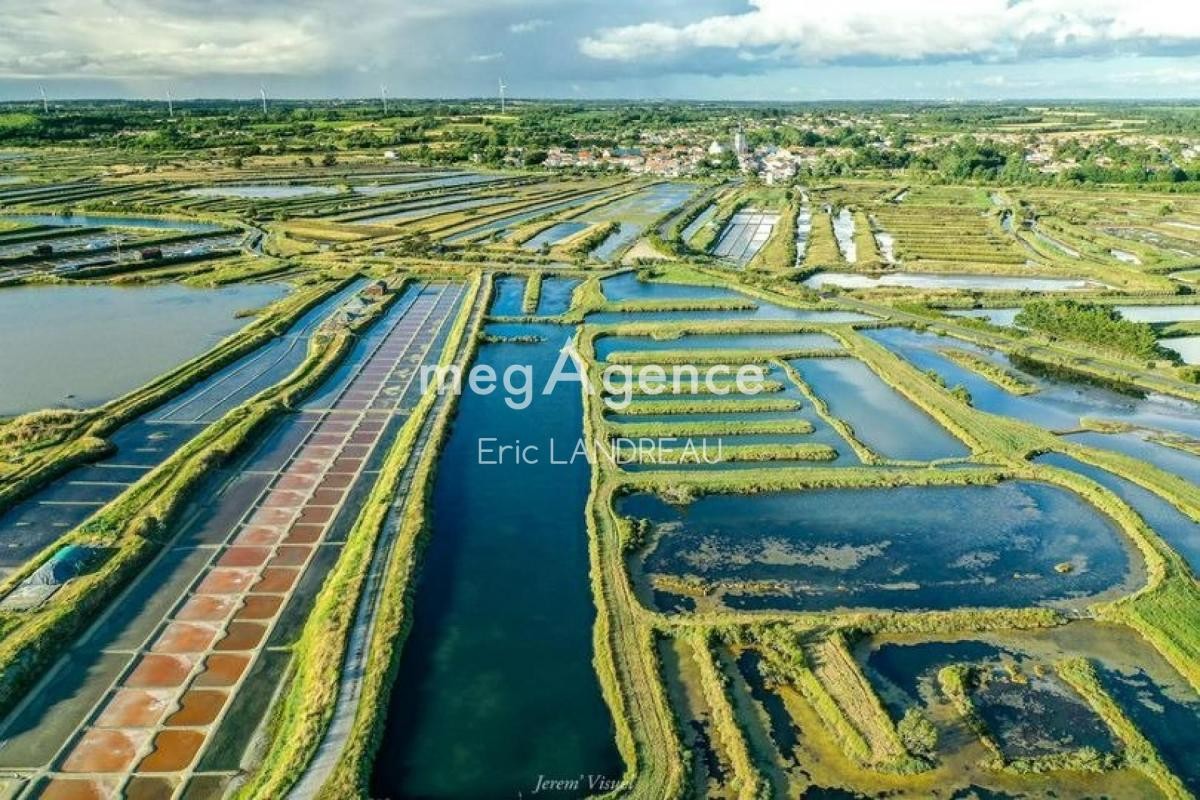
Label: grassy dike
xmin=522 ymin=270 xmax=543 ymax=314
xmin=0 ymin=282 xmax=393 ymax=716
xmin=691 ymin=631 xmax=770 ymax=799
xmin=231 ymin=274 xmax=485 ymax=799
xmin=937 ymin=347 xmax=1040 ymax=395
xmin=579 ymin=326 xmax=689 ymax=799
xmin=0 ymin=276 xmax=355 ymax=516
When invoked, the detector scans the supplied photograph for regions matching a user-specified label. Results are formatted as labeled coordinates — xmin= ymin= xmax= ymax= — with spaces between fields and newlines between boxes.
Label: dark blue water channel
xmin=372 ymin=323 xmax=621 ymax=798
xmin=0 ymin=281 xmax=365 ymax=574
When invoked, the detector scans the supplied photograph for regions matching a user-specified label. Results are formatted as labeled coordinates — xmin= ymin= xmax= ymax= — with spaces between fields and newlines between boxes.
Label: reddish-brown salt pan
xmin=215 ymin=547 xmax=270 ymax=568
xmin=174 ymin=595 xmax=237 ymax=622
xmin=231 ymin=526 xmax=283 ymax=547
xmin=246 ymin=507 xmax=294 ymax=527
xmin=194 ymin=568 xmax=255 ymax=595
xmin=310 ymin=488 xmax=345 ymax=506
xmin=296 ymin=506 xmax=332 ymax=525
xmin=136 ymin=730 xmax=204 ymax=772
xmin=60 ymin=728 xmax=148 ymax=773
xmin=269 ymin=546 xmax=312 ymax=567
xmin=261 ymin=490 xmax=308 ymax=509
xmin=317 ymin=473 xmax=353 ymax=489
xmin=151 ymin=622 xmax=218 ymax=654
xmin=214 ymin=621 xmax=266 ymax=651
xmin=235 ymin=595 xmax=282 ymax=619
xmin=273 ymin=474 xmax=318 ymax=491
xmin=250 ymin=567 xmax=299 ymax=593
xmin=94 ymin=689 xmax=171 ymax=728
xmin=163 ymin=689 xmax=227 ymax=727
xmin=38 ymin=777 xmax=117 ymax=800
xmin=192 ymin=654 xmax=248 ymax=687
xmin=284 ymin=524 xmax=325 ymax=544
xmin=125 ymin=654 xmax=195 ymax=689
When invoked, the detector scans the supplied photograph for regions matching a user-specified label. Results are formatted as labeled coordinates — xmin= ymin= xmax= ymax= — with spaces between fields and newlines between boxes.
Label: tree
xmin=897 ymin=708 xmax=938 ymax=757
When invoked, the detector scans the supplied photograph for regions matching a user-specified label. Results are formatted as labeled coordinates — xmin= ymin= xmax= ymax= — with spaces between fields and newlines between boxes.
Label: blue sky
xmin=3 ymin=0 xmax=1200 ymax=101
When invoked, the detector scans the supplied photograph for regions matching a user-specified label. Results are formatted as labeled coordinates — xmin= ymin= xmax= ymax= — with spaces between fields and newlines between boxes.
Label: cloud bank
xmin=580 ymin=0 xmax=1200 ymax=67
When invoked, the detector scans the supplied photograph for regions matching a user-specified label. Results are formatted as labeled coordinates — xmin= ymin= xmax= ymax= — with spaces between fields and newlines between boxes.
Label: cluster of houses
xmin=540 ymin=130 xmax=812 ymax=183
xmin=541 ymin=144 xmax=715 ymax=177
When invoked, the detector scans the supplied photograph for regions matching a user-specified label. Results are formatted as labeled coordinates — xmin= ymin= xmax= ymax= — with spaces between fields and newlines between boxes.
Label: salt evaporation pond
xmin=805 ymin=272 xmax=1099 ymax=292
xmin=0 ymin=283 xmax=288 ymax=415
xmin=621 ymin=481 xmax=1135 ymax=613
xmin=182 ymin=184 xmax=339 ymax=199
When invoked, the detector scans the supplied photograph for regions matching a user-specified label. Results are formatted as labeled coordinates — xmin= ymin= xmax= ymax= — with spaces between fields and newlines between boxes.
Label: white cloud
xmin=468 ymin=52 xmax=505 ymax=63
xmin=579 ymin=0 xmax=1200 ymax=65
xmin=509 ymin=18 xmax=550 ymax=34
xmin=0 ymin=0 xmax=540 ymax=79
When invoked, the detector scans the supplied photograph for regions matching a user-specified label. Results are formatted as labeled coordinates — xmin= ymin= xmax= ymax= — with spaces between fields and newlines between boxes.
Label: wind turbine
xmin=498 ymin=77 xmax=507 ymax=113
xmin=166 ymin=88 xmax=174 ymax=119
xmin=259 ymin=85 xmax=268 ymax=115
xmin=39 ymin=86 xmax=48 ymax=113
xmin=381 ymin=84 xmax=388 ymax=115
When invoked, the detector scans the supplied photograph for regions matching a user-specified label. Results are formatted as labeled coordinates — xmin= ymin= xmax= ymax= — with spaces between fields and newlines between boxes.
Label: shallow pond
xmin=352 ymin=173 xmax=499 ymax=196
xmin=795 ymin=205 xmax=812 ymax=264
xmin=1036 ymin=452 xmax=1200 ymax=573
xmin=592 ymin=273 xmax=876 ymax=324
xmin=864 ymin=626 xmax=1200 ymax=794
xmin=0 ymin=213 xmax=223 ymax=232
xmin=606 ymin=362 xmax=859 ymax=469
xmin=523 ymin=221 xmax=588 ymax=250
xmin=601 ymin=272 xmax=730 ymax=302
xmin=582 ymin=182 xmax=695 ymax=225
xmin=444 ymin=191 xmax=608 ymax=243
xmin=373 ymin=324 xmax=620 ymax=797
xmin=536 ymin=276 xmax=580 ymax=315
xmin=0 ymin=283 xmax=288 ymax=415
xmin=974 ymin=667 xmax=1116 ymax=759
xmin=805 ymin=272 xmax=1098 ymax=292
xmin=347 ymin=195 xmax=511 ymax=225
xmin=950 ymin=304 xmax=1200 ymax=326
xmin=621 ymin=481 xmax=1133 ymax=613
xmin=590 ymin=222 xmax=638 ymax=261
xmin=182 ymin=184 xmax=338 ymax=199
xmin=865 ymin=327 xmax=1200 ymax=444
xmin=1097 ymin=665 xmax=1200 ymax=793
xmin=1164 ymin=335 xmax=1200 ymax=364
xmin=789 ymin=357 xmax=969 ymax=460
xmin=595 ymin=332 xmax=841 ymax=361
xmin=680 ymin=204 xmax=717 ymax=244
xmin=832 ymin=208 xmax=856 ymax=263
xmin=488 ymin=275 xmax=528 ymax=316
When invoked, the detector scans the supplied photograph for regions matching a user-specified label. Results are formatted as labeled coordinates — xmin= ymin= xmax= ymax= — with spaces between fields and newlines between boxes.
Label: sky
xmin=4 ymin=0 xmax=1200 ymax=101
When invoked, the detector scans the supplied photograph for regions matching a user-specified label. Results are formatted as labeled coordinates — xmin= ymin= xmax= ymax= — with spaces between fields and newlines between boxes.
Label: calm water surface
xmin=0 ymin=283 xmax=287 ymax=414
xmin=373 ymin=324 xmax=620 ymax=798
